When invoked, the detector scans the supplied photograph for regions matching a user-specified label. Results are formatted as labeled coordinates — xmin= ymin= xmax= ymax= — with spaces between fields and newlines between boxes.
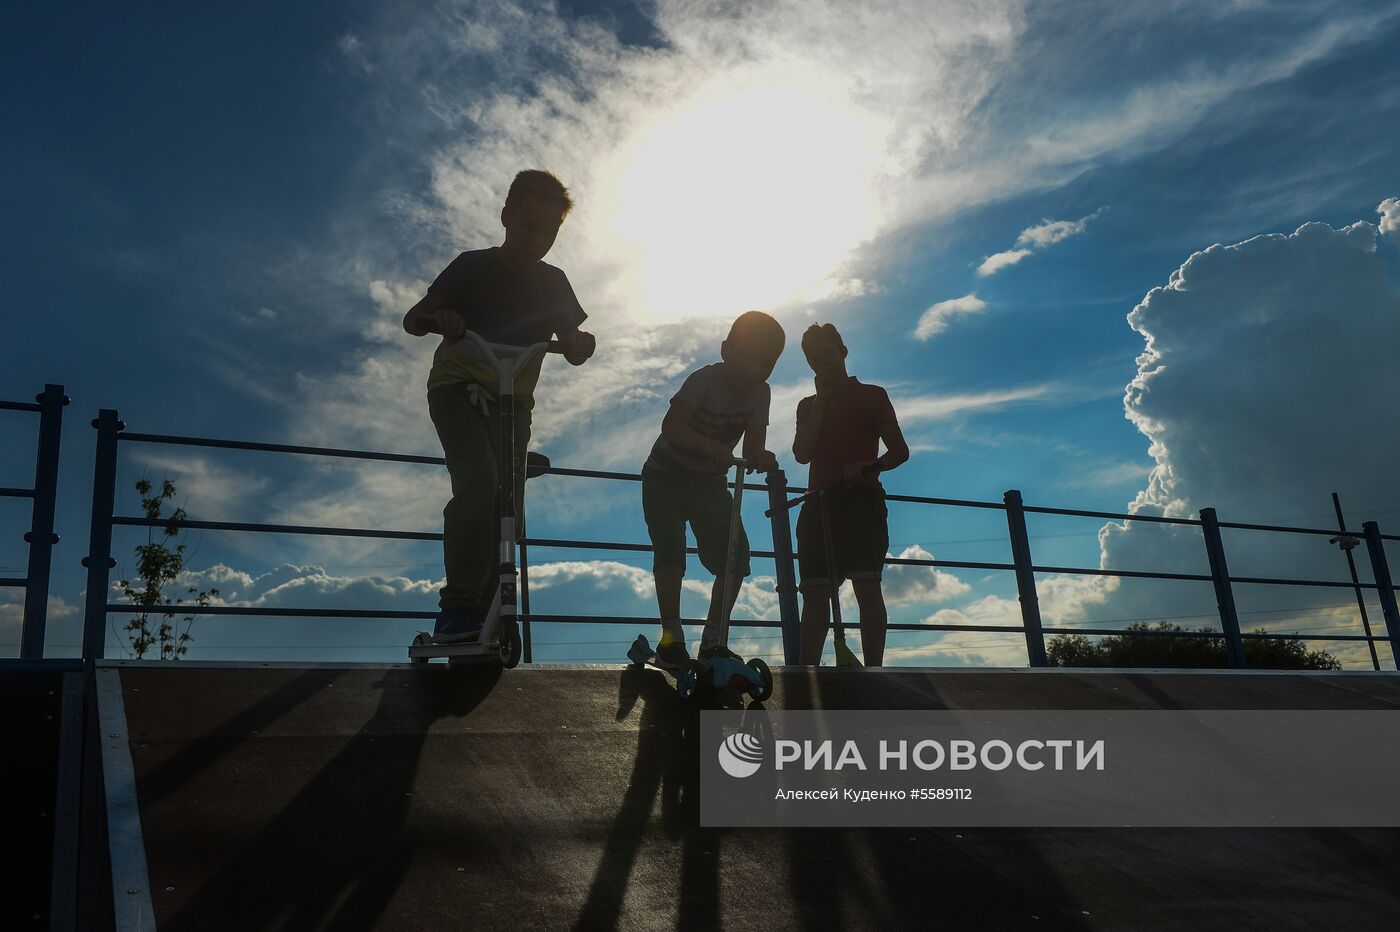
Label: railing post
xmin=1199 ymin=507 xmax=1248 ymax=669
xmin=766 ymin=469 xmax=801 ymax=664
xmin=20 ymin=383 xmax=67 ymax=658
xmin=1003 ymin=490 xmax=1047 ymax=667
xmin=520 ymin=538 xmax=533 ymax=664
xmin=81 ymin=409 xmax=123 ymax=665
xmin=1362 ymin=521 xmax=1400 ymax=670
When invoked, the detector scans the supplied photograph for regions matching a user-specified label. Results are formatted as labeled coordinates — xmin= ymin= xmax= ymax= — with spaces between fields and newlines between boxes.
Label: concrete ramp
xmin=103 ymin=661 xmax=1400 ymax=931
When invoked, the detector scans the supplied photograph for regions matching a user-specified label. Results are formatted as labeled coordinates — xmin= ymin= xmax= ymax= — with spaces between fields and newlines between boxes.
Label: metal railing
xmin=76 ymin=407 xmax=1400 ymax=669
xmin=1 ymin=384 xmax=67 ymax=658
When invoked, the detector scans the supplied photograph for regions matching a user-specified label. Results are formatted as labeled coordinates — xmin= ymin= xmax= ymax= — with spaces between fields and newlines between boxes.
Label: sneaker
xmin=433 ymin=608 xmax=483 ymax=644
xmin=656 ymin=639 xmax=691 ymax=669
xmin=697 ymin=643 xmax=731 ymax=662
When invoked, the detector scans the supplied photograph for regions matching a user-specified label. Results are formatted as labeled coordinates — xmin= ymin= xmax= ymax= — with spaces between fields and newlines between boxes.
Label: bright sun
xmin=595 ymin=68 xmax=889 ymax=321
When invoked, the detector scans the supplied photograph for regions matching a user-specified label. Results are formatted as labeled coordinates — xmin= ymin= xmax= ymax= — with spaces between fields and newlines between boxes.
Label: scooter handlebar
xmin=447 ymin=330 xmax=563 ymax=377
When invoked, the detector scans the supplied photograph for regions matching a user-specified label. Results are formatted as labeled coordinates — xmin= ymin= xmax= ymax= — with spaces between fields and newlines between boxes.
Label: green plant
xmin=116 ymin=478 xmax=218 ymax=660
xmin=1046 ymin=621 xmax=1342 ymax=670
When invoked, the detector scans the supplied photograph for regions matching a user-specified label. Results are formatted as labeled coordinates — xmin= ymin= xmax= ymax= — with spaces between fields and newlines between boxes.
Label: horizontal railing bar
xmin=1022 ymin=505 xmax=1201 ymax=526
xmin=1217 ymin=520 xmax=1362 ymax=538
xmin=1031 ymin=565 xmax=1215 ymax=582
xmin=1227 ymin=575 xmax=1384 ymax=590
xmin=883 ymin=557 xmax=1016 ymax=571
xmin=1043 ymin=626 xmax=1390 ymax=643
xmin=523 ymin=541 xmax=1016 ymax=573
xmin=0 ymin=400 xmax=43 ymax=413
xmin=113 ymin=515 xmax=440 ymax=541
xmin=520 ymin=614 xmax=783 ymax=627
xmin=0 ymin=578 xmax=29 ymax=588
xmin=107 ymin=603 xmax=438 ymax=619
xmin=0 ymin=487 xmax=36 ymax=498
xmin=883 ymin=494 xmax=1004 ymax=510
xmin=540 ymin=466 xmax=805 ymax=495
xmin=95 ymin=604 xmax=1390 ymax=648
xmin=540 ymin=466 xmax=641 ymax=482
xmin=524 ymin=538 xmax=786 ymax=560
xmin=118 ymin=431 xmax=447 ymax=466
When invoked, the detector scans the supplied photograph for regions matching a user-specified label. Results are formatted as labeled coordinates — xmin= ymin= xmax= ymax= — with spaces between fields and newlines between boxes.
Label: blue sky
xmin=4 ymin=0 xmax=1400 ymax=667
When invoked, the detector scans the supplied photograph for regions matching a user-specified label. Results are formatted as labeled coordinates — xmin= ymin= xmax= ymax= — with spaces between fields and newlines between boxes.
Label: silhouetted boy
xmin=792 ymin=323 xmax=908 ymax=666
xmin=642 ymin=312 xmax=785 ymax=664
xmin=403 ymin=170 xmax=596 ymax=641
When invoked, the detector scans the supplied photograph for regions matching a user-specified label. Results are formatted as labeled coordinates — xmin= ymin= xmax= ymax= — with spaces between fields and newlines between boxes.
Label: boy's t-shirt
xmin=645 ymin=363 xmax=770 ymax=482
xmin=426 ymin=246 xmax=587 ymax=409
xmin=797 ymin=377 xmax=897 ymax=490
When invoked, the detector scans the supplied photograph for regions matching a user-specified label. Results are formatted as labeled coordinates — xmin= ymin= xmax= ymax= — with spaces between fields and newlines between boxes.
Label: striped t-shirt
xmin=645 ymin=363 xmax=770 ymax=481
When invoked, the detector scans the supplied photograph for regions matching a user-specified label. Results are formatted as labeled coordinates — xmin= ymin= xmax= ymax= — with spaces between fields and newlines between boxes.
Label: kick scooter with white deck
xmin=410 ymin=330 xmax=563 ymax=668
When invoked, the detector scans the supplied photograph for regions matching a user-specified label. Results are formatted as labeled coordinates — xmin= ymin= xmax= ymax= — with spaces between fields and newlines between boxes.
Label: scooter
xmin=410 ymin=330 xmax=563 ymax=668
xmin=628 ymin=458 xmax=773 ymax=702
xmin=764 ymin=464 xmax=883 ymax=667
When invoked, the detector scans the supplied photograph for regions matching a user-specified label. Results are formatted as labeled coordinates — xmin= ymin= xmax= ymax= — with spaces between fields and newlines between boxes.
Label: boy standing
xmin=792 ymin=323 xmax=909 ymax=666
xmin=642 ymin=312 xmax=785 ymax=665
xmin=403 ymin=170 xmax=596 ymax=642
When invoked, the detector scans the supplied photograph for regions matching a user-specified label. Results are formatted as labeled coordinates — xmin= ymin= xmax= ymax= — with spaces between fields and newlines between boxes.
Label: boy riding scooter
xmin=402 ymin=170 xmax=595 ymax=653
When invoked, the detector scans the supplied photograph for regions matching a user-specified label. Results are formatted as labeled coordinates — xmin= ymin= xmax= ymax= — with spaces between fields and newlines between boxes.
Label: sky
xmin=3 ymin=0 xmax=1400 ymax=668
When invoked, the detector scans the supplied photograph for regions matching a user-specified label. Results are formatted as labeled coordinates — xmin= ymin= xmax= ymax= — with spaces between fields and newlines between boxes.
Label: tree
xmin=115 ymin=478 xmax=218 ymax=660
xmin=1046 ymin=621 xmax=1342 ymax=670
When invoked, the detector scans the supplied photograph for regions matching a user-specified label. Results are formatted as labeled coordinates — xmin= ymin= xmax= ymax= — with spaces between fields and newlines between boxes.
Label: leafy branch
xmin=115 ymin=478 xmax=218 ymax=660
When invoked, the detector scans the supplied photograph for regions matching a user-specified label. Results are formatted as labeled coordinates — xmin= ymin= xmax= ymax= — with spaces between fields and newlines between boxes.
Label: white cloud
xmin=0 ymin=592 xmax=78 ymax=653
xmin=124 ymin=452 xmax=273 ymax=523
xmin=977 ymin=209 xmax=1103 ymax=277
xmin=1380 ymin=197 xmax=1400 ymax=241
xmin=976 ymin=249 xmax=1032 ymax=276
xmin=893 ymin=384 xmax=1051 ymax=422
xmin=1082 ymin=214 xmax=1400 ymax=663
xmin=882 ymin=545 xmax=972 ymax=605
xmin=1058 ymin=460 xmax=1154 ymax=490
xmin=914 ymin=293 xmax=988 ymax=340
xmin=1015 ymin=214 xmax=1096 ymax=248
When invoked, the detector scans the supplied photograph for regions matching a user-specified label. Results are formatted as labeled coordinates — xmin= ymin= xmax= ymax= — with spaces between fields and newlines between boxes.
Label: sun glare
xmin=595 ymin=69 xmax=888 ymax=321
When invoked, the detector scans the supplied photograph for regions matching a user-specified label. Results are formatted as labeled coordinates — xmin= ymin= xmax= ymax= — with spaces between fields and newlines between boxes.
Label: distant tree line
xmin=1046 ymin=621 xmax=1342 ymax=670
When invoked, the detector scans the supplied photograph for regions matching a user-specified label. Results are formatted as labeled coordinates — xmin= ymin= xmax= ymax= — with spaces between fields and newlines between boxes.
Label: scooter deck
xmin=409 ymin=630 xmax=514 ymax=665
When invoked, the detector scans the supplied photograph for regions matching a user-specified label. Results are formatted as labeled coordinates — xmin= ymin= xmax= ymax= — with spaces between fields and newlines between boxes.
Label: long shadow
xmin=134 ymin=667 xmax=352 ymax=806
xmin=159 ymin=666 xmax=502 ymax=932
xmin=577 ymin=669 xmax=766 ymax=930
xmin=576 ymin=667 xmax=715 ymax=929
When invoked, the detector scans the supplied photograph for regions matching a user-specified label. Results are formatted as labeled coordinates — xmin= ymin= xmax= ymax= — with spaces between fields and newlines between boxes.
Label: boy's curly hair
xmin=506 ymin=169 xmax=574 ymax=217
xmin=801 ymin=322 xmax=845 ymax=353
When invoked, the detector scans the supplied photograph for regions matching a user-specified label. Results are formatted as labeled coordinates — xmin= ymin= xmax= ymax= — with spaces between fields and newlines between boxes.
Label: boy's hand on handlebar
xmin=559 ymin=330 xmax=596 ymax=365
xmin=424 ymin=308 xmax=466 ymax=341
xmin=750 ymin=450 xmax=779 ymax=474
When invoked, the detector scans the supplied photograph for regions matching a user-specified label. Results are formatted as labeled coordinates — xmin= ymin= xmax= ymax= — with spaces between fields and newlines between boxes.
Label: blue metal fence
xmin=70 ymin=406 xmax=1400 ymax=669
xmin=1 ymin=384 xmax=67 ymax=658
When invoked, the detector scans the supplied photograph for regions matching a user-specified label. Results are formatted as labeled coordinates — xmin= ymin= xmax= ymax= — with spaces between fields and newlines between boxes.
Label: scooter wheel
xmin=501 ymin=620 xmax=523 ymax=669
xmin=677 ymin=659 xmax=705 ymax=701
xmin=746 ymin=657 xmax=773 ymax=702
xmin=410 ymin=632 xmax=429 ymax=665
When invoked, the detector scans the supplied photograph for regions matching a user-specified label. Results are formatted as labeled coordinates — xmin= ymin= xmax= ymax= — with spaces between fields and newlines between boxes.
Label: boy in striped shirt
xmin=641 ymin=311 xmax=785 ymax=665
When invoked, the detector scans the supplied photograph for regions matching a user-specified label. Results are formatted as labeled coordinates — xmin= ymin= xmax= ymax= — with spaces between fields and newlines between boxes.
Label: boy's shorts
xmin=641 ymin=464 xmax=751 ymax=578
xmin=796 ymin=485 xmax=889 ymax=590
